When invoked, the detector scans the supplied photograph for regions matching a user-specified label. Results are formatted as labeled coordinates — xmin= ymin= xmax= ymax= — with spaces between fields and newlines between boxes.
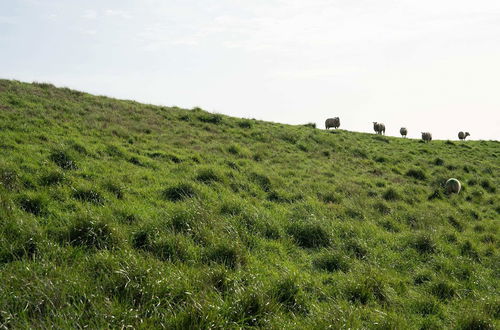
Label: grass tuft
xmin=382 ymin=187 xmax=400 ymax=201
xmin=480 ymin=179 xmax=496 ymax=193
xmin=413 ymin=298 xmax=441 ymax=315
xmin=72 ymin=188 xmax=105 ymax=205
xmin=345 ymin=277 xmax=387 ymax=305
xmin=249 ymin=172 xmax=272 ymax=192
xmin=406 ymin=168 xmax=427 ymax=181
xmin=270 ymin=277 xmax=308 ymax=314
xmin=204 ymin=243 xmax=246 ymax=269
xmin=318 ymin=192 xmax=341 ymax=204
xmin=151 ymin=234 xmax=192 ymax=262
xmin=0 ymin=218 xmax=39 ymax=263
xmin=49 ymin=150 xmax=78 ymax=170
xmin=288 ymin=222 xmax=330 ymax=248
xmin=39 ymin=170 xmax=65 ymax=186
xmin=460 ymin=240 xmax=480 ymax=260
xmin=197 ymin=113 xmax=223 ymax=124
xmin=103 ymin=181 xmax=124 ymax=199
xmin=238 ymin=119 xmax=253 ymax=129
xmin=412 ymin=234 xmax=437 ymax=254
xmin=196 ymin=168 xmax=223 ymax=184
xmin=430 ymin=281 xmax=455 ymax=300
xmin=414 ymin=272 xmax=433 ymax=285
xmin=313 ymin=251 xmax=349 ymax=272
xmin=67 ymin=218 xmax=118 ymax=249
xmin=458 ymin=315 xmax=495 ymax=330
xmin=17 ymin=194 xmax=47 ymax=216
xmin=434 ymin=157 xmax=445 ymax=166
xmin=162 ymin=183 xmax=197 ymax=202
xmin=0 ymin=166 xmax=19 ymax=190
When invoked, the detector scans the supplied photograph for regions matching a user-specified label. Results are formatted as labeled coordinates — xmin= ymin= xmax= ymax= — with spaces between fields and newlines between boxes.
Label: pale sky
xmin=1 ymin=0 xmax=499 ymax=140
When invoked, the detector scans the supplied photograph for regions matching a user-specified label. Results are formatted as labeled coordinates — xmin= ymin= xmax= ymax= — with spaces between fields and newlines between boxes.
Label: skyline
xmin=1 ymin=0 xmax=499 ymax=140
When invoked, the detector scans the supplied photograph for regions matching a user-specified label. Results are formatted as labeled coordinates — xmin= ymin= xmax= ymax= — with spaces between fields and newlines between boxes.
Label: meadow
xmin=0 ymin=79 xmax=498 ymax=329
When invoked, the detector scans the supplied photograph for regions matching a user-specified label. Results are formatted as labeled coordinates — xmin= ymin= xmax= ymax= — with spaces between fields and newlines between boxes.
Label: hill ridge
xmin=0 ymin=79 xmax=498 ymax=328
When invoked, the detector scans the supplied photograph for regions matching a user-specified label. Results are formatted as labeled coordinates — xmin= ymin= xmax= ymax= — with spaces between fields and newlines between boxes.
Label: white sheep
xmin=421 ymin=132 xmax=432 ymax=142
xmin=445 ymin=178 xmax=461 ymax=194
xmin=400 ymin=127 xmax=408 ymax=138
xmin=325 ymin=117 xmax=340 ymax=129
xmin=458 ymin=131 xmax=470 ymax=140
xmin=373 ymin=122 xmax=385 ymax=135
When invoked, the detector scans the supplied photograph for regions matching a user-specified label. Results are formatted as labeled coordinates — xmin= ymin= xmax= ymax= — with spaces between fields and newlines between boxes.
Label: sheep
xmin=400 ymin=127 xmax=408 ymax=138
xmin=421 ymin=132 xmax=432 ymax=142
xmin=458 ymin=131 xmax=470 ymax=140
xmin=325 ymin=117 xmax=340 ymax=129
xmin=373 ymin=122 xmax=385 ymax=135
xmin=445 ymin=178 xmax=461 ymax=194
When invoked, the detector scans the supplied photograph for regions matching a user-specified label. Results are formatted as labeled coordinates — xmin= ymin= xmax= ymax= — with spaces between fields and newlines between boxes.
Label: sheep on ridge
xmin=325 ymin=117 xmax=340 ymax=129
xmin=400 ymin=127 xmax=408 ymax=138
xmin=373 ymin=122 xmax=385 ymax=135
xmin=421 ymin=132 xmax=432 ymax=142
xmin=445 ymin=178 xmax=461 ymax=194
xmin=458 ymin=131 xmax=470 ymax=140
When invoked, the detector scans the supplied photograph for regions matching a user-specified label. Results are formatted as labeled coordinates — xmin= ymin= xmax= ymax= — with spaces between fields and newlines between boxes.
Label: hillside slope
xmin=0 ymin=79 xmax=498 ymax=328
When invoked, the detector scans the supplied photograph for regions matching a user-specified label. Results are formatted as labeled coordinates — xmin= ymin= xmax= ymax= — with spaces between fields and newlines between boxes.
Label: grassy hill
xmin=0 ymin=79 xmax=498 ymax=329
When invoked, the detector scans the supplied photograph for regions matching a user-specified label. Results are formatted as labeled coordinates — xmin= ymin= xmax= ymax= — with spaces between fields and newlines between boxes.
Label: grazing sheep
xmin=325 ymin=117 xmax=340 ymax=129
xmin=458 ymin=131 xmax=470 ymax=140
xmin=421 ymin=132 xmax=432 ymax=142
xmin=373 ymin=122 xmax=386 ymax=135
xmin=445 ymin=178 xmax=461 ymax=194
xmin=400 ymin=127 xmax=408 ymax=138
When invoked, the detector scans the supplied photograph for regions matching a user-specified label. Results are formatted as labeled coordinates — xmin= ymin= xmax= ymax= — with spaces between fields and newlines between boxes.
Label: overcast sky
xmin=1 ymin=0 xmax=499 ymax=140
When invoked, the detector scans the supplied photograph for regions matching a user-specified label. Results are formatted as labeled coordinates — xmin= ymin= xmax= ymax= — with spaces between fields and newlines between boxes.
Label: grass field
xmin=0 ymin=79 xmax=498 ymax=329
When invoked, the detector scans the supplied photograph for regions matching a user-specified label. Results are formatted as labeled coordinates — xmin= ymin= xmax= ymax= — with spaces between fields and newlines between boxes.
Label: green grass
xmin=0 ymin=79 xmax=499 ymax=328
